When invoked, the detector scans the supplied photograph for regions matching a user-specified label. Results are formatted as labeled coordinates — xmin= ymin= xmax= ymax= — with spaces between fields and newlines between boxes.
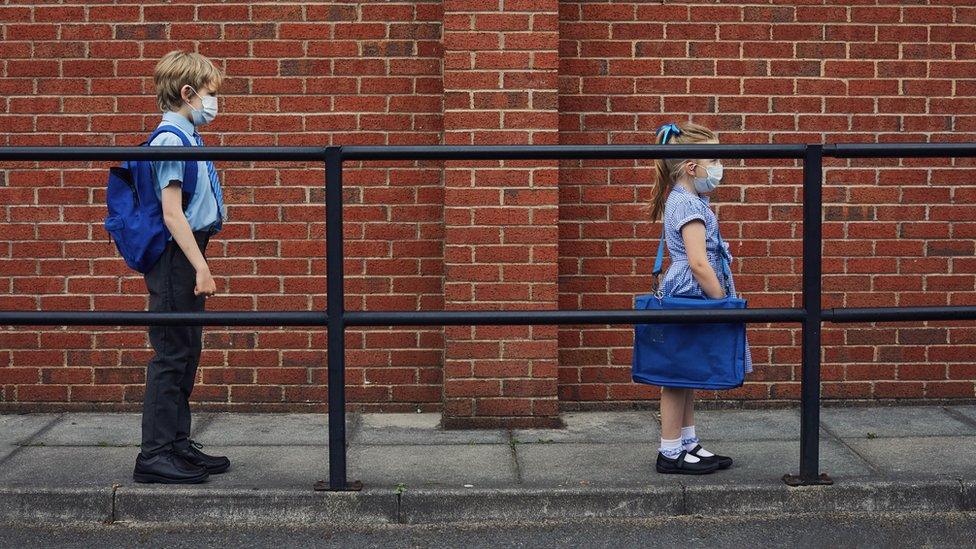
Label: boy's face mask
xmin=690 ymin=161 xmax=723 ymax=193
xmin=184 ymin=85 xmax=218 ymax=126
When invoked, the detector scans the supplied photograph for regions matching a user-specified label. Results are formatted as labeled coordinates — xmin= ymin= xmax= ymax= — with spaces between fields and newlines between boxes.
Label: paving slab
xmin=348 ymin=443 xmax=517 ymax=489
xmin=352 ymin=413 xmax=507 ymax=445
xmin=192 ymin=413 xmax=345 ymax=446
xmin=948 ymin=405 xmax=976 ymax=427
xmin=843 ymin=436 xmax=976 ymax=479
xmin=515 ymin=438 xmax=876 ymax=489
xmin=512 ymin=411 xmax=659 ymax=444
xmin=515 ymin=441 xmax=680 ymax=488
xmin=822 ymin=406 xmax=976 ymax=438
xmin=0 ymin=413 xmax=60 ymax=462
xmin=0 ymin=446 xmax=134 ymax=487
xmin=29 ymin=413 xmax=142 ymax=447
xmin=683 ymin=438 xmax=877 ymax=485
xmin=678 ymin=408 xmax=808 ymax=441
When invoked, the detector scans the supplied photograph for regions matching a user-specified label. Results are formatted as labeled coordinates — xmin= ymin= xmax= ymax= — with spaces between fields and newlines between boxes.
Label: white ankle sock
xmin=680 ymin=425 xmax=714 ymax=458
xmin=660 ymin=436 xmax=700 ymax=463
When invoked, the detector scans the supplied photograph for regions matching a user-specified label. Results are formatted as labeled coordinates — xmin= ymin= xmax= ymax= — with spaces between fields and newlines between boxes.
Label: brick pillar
xmin=440 ymin=0 xmax=561 ymax=428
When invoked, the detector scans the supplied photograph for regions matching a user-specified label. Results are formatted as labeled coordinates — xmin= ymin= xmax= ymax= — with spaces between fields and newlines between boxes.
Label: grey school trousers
xmin=140 ymin=229 xmax=211 ymax=457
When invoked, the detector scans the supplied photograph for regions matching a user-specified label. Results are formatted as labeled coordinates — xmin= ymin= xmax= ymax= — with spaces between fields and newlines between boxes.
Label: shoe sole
xmin=205 ymin=462 xmax=230 ymax=475
xmin=693 ymin=454 xmax=733 ymax=470
xmin=707 ymin=458 xmax=733 ymax=470
xmin=132 ymin=471 xmax=209 ymax=484
xmin=655 ymin=463 xmax=721 ymax=475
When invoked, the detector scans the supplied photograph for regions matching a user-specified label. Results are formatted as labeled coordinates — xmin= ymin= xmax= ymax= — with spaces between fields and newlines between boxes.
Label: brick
xmin=114 ymin=24 xmax=166 ymax=41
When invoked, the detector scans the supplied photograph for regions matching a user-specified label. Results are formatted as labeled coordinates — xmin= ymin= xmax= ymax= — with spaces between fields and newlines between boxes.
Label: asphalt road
xmin=3 ymin=512 xmax=976 ymax=548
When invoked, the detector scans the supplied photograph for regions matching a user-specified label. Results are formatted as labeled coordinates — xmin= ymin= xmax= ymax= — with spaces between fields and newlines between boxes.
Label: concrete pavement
xmin=1 ymin=404 xmax=975 ymax=525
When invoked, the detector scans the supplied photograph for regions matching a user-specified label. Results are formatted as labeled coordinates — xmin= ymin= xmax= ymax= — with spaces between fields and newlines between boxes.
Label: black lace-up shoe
xmin=133 ymin=450 xmax=209 ymax=484
xmin=688 ymin=444 xmax=733 ymax=469
xmin=174 ymin=440 xmax=230 ymax=474
xmin=655 ymin=449 xmax=721 ymax=475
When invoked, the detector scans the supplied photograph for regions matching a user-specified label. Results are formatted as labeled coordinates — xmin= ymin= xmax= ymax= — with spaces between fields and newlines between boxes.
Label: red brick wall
xmin=0 ymin=1 xmax=447 ymax=412
xmin=1 ymin=1 xmax=974 ymax=414
xmin=441 ymin=0 xmax=562 ymax=428
xmin=556 ymin=0 xmax=976 ymax=407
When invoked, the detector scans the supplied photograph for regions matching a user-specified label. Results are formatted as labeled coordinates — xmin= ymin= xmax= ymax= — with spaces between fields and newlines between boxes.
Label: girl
xmin=647 ymin=121 xmax=753 ymax=475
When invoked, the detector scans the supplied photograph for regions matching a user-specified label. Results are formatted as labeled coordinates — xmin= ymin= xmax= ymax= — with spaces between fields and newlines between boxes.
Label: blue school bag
xmin=631 ymin=226 xmax=747 ymax=390
xmin=104 ymin=125 xmax=198 ymax=273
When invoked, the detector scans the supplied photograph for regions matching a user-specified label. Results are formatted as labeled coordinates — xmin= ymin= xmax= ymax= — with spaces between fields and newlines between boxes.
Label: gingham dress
xmin=658 ymin=185 xmax=753 ymax=374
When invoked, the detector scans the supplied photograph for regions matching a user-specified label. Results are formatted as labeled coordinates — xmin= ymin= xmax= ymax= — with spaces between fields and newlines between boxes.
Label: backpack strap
xmin=146 ymin=125 xmax=199 ymax=211
xmin=651 ymin=233 xmax=667 ymax=295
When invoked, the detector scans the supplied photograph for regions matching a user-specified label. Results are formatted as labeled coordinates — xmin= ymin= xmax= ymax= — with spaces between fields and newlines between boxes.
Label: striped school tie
xmin=192 ymin=132 xmax=226 ymax=230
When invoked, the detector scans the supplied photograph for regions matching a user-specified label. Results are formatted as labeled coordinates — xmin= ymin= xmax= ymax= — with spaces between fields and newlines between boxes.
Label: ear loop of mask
xmin=183 ymin=85 xmax=197 ymax=104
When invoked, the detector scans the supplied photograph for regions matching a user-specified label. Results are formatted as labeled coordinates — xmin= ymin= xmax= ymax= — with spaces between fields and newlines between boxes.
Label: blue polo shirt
xmin=149 ymin=111 xmax=224 ymax=239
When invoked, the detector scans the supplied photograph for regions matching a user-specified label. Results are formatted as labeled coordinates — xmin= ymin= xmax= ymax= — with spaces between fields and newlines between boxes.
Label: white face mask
xmin=184 ymin=85 xmax=218 ymax=126
xmin=692 ymin=162 xmax=723 ymax=193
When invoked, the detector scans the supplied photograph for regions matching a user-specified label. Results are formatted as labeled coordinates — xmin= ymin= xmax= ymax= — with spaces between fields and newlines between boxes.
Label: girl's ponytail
xmin=650 ymin=123 xmax=680 ymax=222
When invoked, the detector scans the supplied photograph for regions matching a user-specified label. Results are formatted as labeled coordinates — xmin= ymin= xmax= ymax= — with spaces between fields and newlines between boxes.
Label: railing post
xmin=315 ymin=146 xmax=362 ymax=491
xmin=784 ymin=144 xmax=832 ymax=486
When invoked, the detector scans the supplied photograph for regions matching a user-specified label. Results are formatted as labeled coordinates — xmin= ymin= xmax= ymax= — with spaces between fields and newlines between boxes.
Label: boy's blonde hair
xmin=154 ymin=50 xmax=223 ymax=112
xmin=648 ymin=121 xmax=717 ymax=222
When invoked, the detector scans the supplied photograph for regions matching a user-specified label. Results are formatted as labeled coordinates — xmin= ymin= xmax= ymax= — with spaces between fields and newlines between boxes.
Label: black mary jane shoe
xmin=174 ymin=440 xmax=231 ymax=475
xmin=655 ymin=449 xmax=721 ymax=475
xmin=688 ymin=444 xmax=733 ymax=469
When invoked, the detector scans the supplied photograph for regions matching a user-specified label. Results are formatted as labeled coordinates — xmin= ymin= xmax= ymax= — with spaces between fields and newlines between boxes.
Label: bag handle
xmin=652 ymin=220 xmax=734 ymax=299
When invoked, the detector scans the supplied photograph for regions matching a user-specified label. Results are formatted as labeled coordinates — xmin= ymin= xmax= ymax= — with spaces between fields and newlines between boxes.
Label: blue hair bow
xmin=657 ymin=123 xmax=681 ymax=144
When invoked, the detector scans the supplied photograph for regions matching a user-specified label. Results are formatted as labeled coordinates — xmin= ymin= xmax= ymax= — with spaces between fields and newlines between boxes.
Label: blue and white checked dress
xmin=658 ymin=185 xmax=753 ymax=374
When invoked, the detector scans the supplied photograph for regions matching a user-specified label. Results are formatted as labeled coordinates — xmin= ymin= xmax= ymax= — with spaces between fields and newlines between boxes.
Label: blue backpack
xmin=104 ymin=125 xmax=198 ymax=273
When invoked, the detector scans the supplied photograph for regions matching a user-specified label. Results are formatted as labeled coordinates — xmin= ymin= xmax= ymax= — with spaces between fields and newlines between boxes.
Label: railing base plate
xmin=781 ymin=472 xmax=833 ymax=486
xmin=313 ymin=479 xmax=363 ymax=492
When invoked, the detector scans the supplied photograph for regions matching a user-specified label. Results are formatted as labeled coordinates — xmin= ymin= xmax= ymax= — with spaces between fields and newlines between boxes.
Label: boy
xmin=133 ymin=51 xmax=230 ymax=484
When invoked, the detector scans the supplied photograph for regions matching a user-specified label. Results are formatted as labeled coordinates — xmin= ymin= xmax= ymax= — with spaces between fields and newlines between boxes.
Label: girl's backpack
xmin=104 ymin=125 xmax=198 ymax=273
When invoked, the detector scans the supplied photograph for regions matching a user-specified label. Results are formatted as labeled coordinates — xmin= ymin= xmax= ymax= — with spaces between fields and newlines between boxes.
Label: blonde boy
xmin=134 ymin=51 xmax=229 ymax=484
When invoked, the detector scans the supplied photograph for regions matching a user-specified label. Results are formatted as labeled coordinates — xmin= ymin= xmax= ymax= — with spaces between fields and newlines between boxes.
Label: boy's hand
xmin=194 ymin=268 xmax=217 ymax=298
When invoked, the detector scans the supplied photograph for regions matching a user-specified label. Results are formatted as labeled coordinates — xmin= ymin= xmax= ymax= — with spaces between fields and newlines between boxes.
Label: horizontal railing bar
xmin=825 ymin=306 xmax=976 ymax=322
xmin=823 ymin=143 xmax=976 ymax=158
xmin=340 ymin=144 xmax=808 ymax=161
xmin=0 ymin=311 xmax=327 ymax=326
xmin=344 ymin=308 xmax=806 ymax=326
xmin=0 ymin=147 xmax=327 ymax=162
xmin=7 ymin=307 xmax=972 ymax=327
xmin=826 ymin=143 xmax=976 ymax=158
xmin=3 ymin=143 xmax=975 ymax=162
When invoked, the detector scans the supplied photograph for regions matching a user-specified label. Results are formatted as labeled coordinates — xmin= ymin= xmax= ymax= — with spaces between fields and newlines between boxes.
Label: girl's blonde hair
xmin=647 ymin=121 xmax=717 ymax=222
xmin=154 ymin=50 xmax=223 ymax=112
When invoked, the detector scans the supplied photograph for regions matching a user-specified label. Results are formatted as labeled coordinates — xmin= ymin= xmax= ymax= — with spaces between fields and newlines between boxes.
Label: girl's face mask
xmin=184 ymin=85 xmax=218 ymax=126
xmin=690 ymin=161 xmax=723 ymax=193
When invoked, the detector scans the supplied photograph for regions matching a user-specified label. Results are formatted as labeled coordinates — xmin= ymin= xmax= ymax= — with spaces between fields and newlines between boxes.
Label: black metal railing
xmin=1 ymin=142 xmax=975 ymax=490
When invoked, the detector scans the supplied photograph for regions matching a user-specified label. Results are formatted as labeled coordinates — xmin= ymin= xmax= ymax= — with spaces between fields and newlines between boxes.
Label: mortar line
xmin=347 ymin=411 xmax=362 ymax=445
xmin=107 ymin=483 xmax=120 ymax=524
xmin=189 ymin=411 xmax=219 ymax=439
xmin=0 ymin=413 xmax=64 ymax=469
xmin=941 ymin=406 xmax=976 ymax=432
xmin=678 ymin=481 xmax=689 ymax=515
xmin=507 ymin=428 xmax=523 ymax=486
xmin=818 ymin=418 xmax=883 ymax=477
